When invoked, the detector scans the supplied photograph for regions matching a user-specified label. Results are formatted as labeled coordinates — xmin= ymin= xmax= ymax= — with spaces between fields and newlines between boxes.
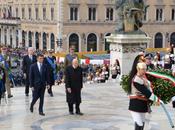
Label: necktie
xmin=39 ymin=63 xmax=42 ymax=74
xmin=29 ymin=56 xmax=32 ymax=61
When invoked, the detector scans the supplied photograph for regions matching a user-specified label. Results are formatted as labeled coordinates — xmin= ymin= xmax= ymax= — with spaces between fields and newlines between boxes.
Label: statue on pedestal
xmin=115 ymin=0 xmax=149 ymax=33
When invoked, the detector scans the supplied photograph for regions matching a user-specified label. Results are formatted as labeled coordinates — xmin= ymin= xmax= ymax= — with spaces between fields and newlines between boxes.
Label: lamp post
xmin=56 ymin=38 xmax=62 ymax=47
xmin=56 ymin=38 xmax=62 ymax=52
xmin=57 ymin=0 xmax=63 ymax=52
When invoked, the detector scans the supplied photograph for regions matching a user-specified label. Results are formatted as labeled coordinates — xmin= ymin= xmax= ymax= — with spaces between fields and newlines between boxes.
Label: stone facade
xmin=0 ymin=0 xmax=175 ymax=52
xmin=0 ymin=0 xmax=62 ymax=51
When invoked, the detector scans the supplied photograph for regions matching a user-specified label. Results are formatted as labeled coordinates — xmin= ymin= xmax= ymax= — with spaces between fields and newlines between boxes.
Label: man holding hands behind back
xmin=29 ymin=54 xmax=49 ymax=116
xmin=22 ymin=47 xmax=37 ymax=96
xmin=65 ymin=58 xmax=83 ymax=115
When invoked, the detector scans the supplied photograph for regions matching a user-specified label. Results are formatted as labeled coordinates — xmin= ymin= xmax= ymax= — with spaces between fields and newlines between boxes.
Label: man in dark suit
xmin=22 ymin=47 xmax=37 ymax=96
xmin=29 ymin=54 xmax=49 ymax=116
xmin=65 ymin=59 xmax=83 ymax=115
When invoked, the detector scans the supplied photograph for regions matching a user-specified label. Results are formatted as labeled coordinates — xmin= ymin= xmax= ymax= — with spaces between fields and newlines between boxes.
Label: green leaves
xmin=120 ymin=68 xmax=175 ymax=104
xmin=120 ymin=75 xmax=130 ymax=93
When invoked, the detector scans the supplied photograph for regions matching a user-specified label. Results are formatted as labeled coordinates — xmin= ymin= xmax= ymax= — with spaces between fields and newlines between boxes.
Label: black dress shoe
xmin=69 ymin=112 xmax=74 ymax=115
xmin=39 ymin=112 xmax=45 ymax=116
xmin=30 ymin=106 xmax=33 ymax=113
xmin=76 ymin=112 xmax=83 ymax=115
xmin=8 ymin=95 xmax=13 ymax=98
xmin=50 ymin=93 xmax=54 ymax=97
xmin=26 ymin=94 xmax=29 ymax=96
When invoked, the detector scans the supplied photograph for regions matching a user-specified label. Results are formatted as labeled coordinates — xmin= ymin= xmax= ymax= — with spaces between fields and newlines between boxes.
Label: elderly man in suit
xmin=22 ymin=47 xmax=37 ymax=96
xmin=29 ymin=54 xmax=49 ymax=116
xmin=65 ymin=58 xmax=83 ymax=115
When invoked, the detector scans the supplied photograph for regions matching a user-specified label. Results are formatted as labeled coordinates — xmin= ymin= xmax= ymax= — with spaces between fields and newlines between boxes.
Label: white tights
xmin=130 ymin=111 xmax=146 ymax=126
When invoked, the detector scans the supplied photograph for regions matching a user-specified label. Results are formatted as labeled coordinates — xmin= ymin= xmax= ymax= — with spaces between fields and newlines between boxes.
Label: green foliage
xmin=120 ymin=68 xmax=175 ymax=104
xmin=120 ymin=75 xmax=130 ymax=94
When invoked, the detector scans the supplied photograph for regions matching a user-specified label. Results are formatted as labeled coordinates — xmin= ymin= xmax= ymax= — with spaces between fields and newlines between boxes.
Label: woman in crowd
xmin=111 ymin=59 xmax=120 ymax=80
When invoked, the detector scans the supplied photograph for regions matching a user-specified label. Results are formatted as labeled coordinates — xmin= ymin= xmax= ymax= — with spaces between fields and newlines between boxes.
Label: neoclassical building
xmin=0 ymin=0 xmax=62 ymax=50
xmin=0 ymin=0 xmax=175 ymax=52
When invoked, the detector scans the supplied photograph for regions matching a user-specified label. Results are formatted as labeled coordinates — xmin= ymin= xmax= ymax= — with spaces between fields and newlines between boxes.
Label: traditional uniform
xmin=64 ymin=53 xmax=78 ymax=69
xmin=129 ymin=75 xmax=159 ymax=130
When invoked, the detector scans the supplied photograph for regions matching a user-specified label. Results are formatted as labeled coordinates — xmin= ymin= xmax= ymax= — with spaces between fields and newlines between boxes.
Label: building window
xmin=29 ymin=8 xmax=31 ymax=20
xmin=156 ymin=8 xmax=163 ymax=21
xmin=155 ymin=32 xmax=163 ymax=48
xmin=69 ymin=33 xmax=79 ymax=52
xmin=88 ymin=7 xmax=96 ymax=21
xmin=16 ymin=8 xmax=18 ymax=17
xmin=35 ymin=8 xmax=39 ymax=20
xmin=43 ymin=8 xmax=46 ymax=20
xmin=106 ymin=8 xmax=113 ymax=21
xmin=70 ymin=7 xmax=78 ymax=21
xmin=22 ymin=8 xmax=25 ymax=19
xmin=16 ymin=30 xmax=18 ymax=47
xmin=28 ymin=31 xmax=32 ymax=47
xmin=172 ymin=9 xmax=175 ymax=21
xmin=51 ymin=8 xmax=54 ymax=21
xmin=143 ymin=7 xmax=148 ymax=21
xmin=50 ymin=33 xmax=55 ymax=49
xmin=87 ymin=33 xmax=97 ymax=51
xmin=43 ymin=33 xmax=47 ymax=50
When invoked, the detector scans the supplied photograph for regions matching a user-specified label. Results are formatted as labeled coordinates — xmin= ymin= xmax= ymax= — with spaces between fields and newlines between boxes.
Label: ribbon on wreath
xmin=146 ymin=71 xmax=175 ymax=86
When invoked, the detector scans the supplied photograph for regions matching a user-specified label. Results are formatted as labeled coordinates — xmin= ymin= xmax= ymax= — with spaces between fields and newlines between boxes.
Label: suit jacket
xmin=29 ymin=63 xmax=49 ymax=88
xmin=22 ymin=55 xmax=37 ymax=75
xmin=65 ymin=65 xmax=83 ymax=103
xmin=65 ymin=65 xmax=83 ymax=90
xmin=44 ymin=56 xmax=57 ymax=85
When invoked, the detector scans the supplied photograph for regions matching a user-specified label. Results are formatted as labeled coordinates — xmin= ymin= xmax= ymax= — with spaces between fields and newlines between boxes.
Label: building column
xmin=12 ymin=28 xmax=16 ymax=48
xmin=6 ymin=27 xmax=10 ymax=46
xmin=25 ymin=31 xmax=29 ymax=48
xmin=1 ymin=27 xmax=4 ymax=45
xmin=79 ymin=34 xmax=81 ymax=52
xmin=55 ymin=35 xmax=57 ymax=51
xmin=47 ymin=33 xmax=50 ymax=50
xmin=33 ymin=32 xmax=36 ymax=49
xmin=18 ymin=29 xmax=22 ymax=48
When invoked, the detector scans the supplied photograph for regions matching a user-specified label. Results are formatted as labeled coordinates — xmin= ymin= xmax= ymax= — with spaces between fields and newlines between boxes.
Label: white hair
xmin=28 ymin=47 xmax=34 ymax=51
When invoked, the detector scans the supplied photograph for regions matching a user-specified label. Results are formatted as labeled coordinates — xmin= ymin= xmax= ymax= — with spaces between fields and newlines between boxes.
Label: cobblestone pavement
xmin=0 ymin=80 xmax=175 ymax=130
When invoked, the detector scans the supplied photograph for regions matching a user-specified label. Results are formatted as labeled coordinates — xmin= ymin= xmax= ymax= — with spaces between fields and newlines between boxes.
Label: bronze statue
xmin=115 ymin=0 xmax=149 ymax=33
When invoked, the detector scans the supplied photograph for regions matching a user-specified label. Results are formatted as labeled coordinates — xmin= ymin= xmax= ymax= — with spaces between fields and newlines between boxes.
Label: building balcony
xmin=0 ymin=17 xmax=21 ymax=26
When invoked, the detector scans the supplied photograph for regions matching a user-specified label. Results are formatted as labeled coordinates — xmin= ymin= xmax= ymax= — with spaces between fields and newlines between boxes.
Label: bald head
xmin=72 ymin=58 xmax=79 ymax=68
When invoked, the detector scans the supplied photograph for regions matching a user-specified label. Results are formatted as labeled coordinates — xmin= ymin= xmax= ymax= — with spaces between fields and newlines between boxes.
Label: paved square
xmin=0 ymin=81 xmax=174 ymax=130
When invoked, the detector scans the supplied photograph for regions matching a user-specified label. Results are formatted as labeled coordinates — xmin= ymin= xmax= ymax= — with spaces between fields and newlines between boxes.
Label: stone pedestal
xmin=106 ymin=33 xmax=151 ymax=75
